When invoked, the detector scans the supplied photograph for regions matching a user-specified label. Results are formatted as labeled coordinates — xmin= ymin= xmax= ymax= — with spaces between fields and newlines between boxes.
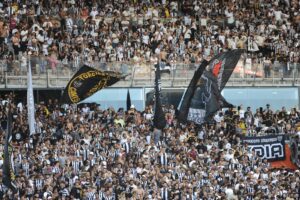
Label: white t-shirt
xmin=239 ymin=109 xmax=245 ymax=119
xmin=200 ymin=17 xmax=207 ymax=27
xmin=82 ymin=107 xmax=90 ymax=114
xmin=90 ymin=10 xmax=98 ymax=19
xmin=225 ymin=11 xmax=234 ymax=24
xmin=224 ymin=153 xmax=234 ymax=161
xmin=274 ymin=10 xmax=282 ymax=21
xmin=144 ymin=113 xmax=153 ymax=120
xmin=170 ymin=2 xmax=178 ymax=11
xmin=142 ymin=34 xmax=150 ymax=45
xmin=17 ymin=102 xmax=23 ymax=112
xmin=20 ymin=30 xmax=28 ymax=41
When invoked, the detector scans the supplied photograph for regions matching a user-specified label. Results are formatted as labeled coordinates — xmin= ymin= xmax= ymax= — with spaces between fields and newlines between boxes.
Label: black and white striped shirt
xmin=122 ymin=142 xmax=131 ymax=154
xmin=72 ymin=160 xmax=82 ymax=174
xmin=82 ymin=148 xmax=89 ymax=161
xmin=247 ymin=186 xmax=254 ymax=194
xmin=22 ymin=162 xmax=30 ymax=177
xmin=52 ymin=166 xmax=61 ymax=174
xmin=177 ymin=172 xmax=185 ymax=182
xmin=98 ymin=154 xmax=107 ymax=162
xmin=159 ymin=153 xmax=168 ymax=166
xmin=98 ymin=191 xmax=105 ymax=200
xmin=60 ymin=188 xmax=70 ymax=197
xmin=160 ymin=188 xmax=169 ymax=200
xmin=34 ymin=179 xmax=44 ymax=190
xmin=86 ymin=191 xmax=96 ymax=200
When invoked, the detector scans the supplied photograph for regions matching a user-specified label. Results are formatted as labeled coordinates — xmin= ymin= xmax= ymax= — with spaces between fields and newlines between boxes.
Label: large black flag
xmin=61 ymin=65 xmax=122 ymax=104
xmin=177 ymin=60 xmax=209 ymax=123
xmin=153 ymin=63 xmax=166 ymax=129
xmin=208 ymin=49 xmax=243 ymax=90
xmin=126 ymin=89 xmax=131 ymax=111
xmin=3 ymin=108 xmax=17 ymax=192
xmin=187 ymin=70 xmax=233 ymax=124
xmin=178 ymin=50 xmax=242 ymax=124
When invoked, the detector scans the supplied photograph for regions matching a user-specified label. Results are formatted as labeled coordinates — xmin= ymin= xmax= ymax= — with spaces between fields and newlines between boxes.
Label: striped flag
xmin=27 ymin=58 xmax=35 ymax=135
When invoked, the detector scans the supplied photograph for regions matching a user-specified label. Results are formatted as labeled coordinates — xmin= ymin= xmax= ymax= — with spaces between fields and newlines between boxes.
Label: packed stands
xmin=0 ymin=93 xmax=300 ymax=199
xmin=0 ymin=0 xmax=298 ymax=80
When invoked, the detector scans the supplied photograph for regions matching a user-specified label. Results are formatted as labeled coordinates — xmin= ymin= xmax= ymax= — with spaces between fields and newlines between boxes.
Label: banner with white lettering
xmin=242 ymin=135 xmax=286 ymax=161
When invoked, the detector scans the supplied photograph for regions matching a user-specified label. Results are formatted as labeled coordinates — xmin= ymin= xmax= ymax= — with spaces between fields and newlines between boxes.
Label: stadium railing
xmin=0 ymin=57 xmax=299 ymax=88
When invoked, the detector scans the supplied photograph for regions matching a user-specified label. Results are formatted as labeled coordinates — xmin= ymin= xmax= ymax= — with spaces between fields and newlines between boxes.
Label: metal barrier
xmin=0 ymin=57 xmax=299 ymax=88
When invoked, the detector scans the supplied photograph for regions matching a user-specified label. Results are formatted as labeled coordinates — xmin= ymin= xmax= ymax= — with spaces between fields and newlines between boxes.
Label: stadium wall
xmin=1 ymin=87 xmax=299 ymax=112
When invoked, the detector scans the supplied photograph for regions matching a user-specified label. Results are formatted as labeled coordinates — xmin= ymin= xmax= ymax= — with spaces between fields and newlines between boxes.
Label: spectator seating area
xmin=0 ymin=0 xmax=298 ymax=80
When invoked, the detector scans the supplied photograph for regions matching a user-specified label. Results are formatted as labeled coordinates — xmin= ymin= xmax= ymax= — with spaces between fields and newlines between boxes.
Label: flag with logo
xmin=208 ymin=49 xmax=243 ymax=90
xmin=2 ymin=108 xmax=17 ymax=192
xmin=61 ymin=65 xmax=122 ymax=104
xmin=27 ymin=59 xmax=35 ymax=136
xmin=178 ymin=50 xmax=241 ymax=124
xmin=153 ymin=63 xmax=166 ymax=129
xmin=187 ymin=70 xmax=233 ymax=124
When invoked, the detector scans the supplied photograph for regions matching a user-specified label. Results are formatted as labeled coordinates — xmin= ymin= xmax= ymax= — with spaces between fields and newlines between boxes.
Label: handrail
xmin=1 ymin=59 xmax=300 ymax=88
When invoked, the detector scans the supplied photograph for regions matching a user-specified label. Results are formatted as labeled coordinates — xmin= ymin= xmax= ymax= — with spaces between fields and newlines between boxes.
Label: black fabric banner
xmin=61 ymin=65 xmax=122 ymax=104
xmin=126 ymin=89 xmax=131 ymax=111
xmin=208 ymin=49 xmax=243 ymax=90
xmin=177 ymin=60 xmax=209 ymax=123
xmin=2 ymin=109 xmax=17 ymax=192
xmin=187 ymin=71 xmax=232 ymax=124
xmin=153 ymin=63 xmax=166 ymax=130
xmin=242 ymin=135 xmax=286 ymax=161
xmin=177 ymin=50 xmax=241 ymax=124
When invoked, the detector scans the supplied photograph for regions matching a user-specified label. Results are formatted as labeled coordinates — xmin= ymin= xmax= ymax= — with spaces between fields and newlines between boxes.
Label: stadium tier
xmin=0 ymin=0 xmax=300 ymax=199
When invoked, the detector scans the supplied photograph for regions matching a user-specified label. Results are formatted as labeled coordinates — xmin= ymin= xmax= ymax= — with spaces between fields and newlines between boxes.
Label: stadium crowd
xmin=0 ymin=93 xmax=300 ymax=199
xmin=0 ymin=0 xmax=299 ymax=75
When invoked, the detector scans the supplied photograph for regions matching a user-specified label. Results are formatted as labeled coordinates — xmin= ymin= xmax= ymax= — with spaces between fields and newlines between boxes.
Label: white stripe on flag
xmin=27 ymin=58 xmax=35 ymax=136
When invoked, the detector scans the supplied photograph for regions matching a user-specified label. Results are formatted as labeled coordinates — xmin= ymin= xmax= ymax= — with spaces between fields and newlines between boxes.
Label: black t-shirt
xmin=70 ymin=186 xmax=81 ymax=199
xmin=100 ymin=116 xmax=108 ymax=124
xmin=12 ymin=131 xmax=25 ymax=143
xmin=196 ymin=143 xmax=207 ymax=153
xmin=278 ymin=111 xmax=287 ymax=120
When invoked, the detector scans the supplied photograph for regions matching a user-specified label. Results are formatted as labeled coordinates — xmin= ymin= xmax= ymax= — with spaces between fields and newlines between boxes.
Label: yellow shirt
xmin=114 ymin=119 xmax=125 ymax=127
xmin=165 ymin=8 xmax=170 ymax=18
xmin=238 ymin=122 xmax=247 ymax=135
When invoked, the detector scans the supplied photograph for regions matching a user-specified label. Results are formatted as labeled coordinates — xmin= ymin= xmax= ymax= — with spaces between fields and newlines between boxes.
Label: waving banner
xmin=208 ymin=49 xmax=243 ymax=90
xmin=61 ymin=65 xmax=122 ymax=104
xmin=177 ymin=60 xmax=208 ymax=123
xmin=178 ymin=50 xmax=242 ymax=124
xmin=187 ymin=71 xmax=233 ymax=124
xmin=242 ymin=135 xmax=286 ymax=161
